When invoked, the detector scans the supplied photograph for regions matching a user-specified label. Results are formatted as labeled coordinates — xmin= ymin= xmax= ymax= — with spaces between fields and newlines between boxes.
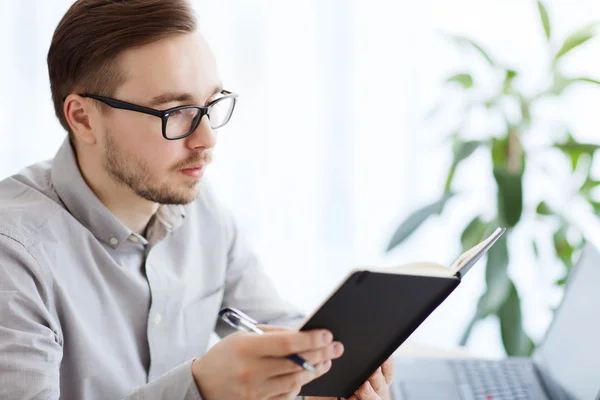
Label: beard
xmin=102 ymin=133 xmax=212 ymax=205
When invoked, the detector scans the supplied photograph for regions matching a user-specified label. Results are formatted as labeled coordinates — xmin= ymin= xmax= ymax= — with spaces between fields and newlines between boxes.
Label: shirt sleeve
xmin=215 ymin=210 xmax=305 ymax=337
xmin=0 ymin=234 xmax=63 ymax=400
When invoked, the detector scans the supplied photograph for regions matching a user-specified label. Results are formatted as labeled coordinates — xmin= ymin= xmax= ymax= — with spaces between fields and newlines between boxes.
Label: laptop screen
xmin=533 ymin=243 xmax=600 ymax=399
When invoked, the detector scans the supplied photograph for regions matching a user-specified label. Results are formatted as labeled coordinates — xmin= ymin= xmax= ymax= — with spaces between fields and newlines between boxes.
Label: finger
xmin=367 ymin=367 xmax=387 ymax=395
xmin=268 ymin=388 xmax=302 ymax=400
xmin=353 ymin=380 xmax=381 ymax=400
xmin=248 ymin=329 xmax=334 ymax=357
xmin=265 ymin=360 xmax=333 ymax=398
xmin=296 ymin=341 xmax=344 ymax=365
xmin=262 ymin=341 xmax=344 ymax=377
xmin=381 ymin=357 xmax=394 ymax=385
xmin=257 ymin=356 xmax=304 ymax=376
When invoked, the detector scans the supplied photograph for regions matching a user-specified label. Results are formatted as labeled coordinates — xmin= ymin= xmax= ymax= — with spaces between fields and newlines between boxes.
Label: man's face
xmin=98 ymin=32 xmax=221 ymax=205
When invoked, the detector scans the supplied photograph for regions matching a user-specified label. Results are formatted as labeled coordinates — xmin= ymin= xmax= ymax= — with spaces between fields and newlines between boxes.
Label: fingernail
xmin=323 ymin=360 xmax=332 ymax=370
xmin=333 ymin=342 xmax=344 ymax=356
xmin=322 ymin=331 xmax=333 ymax=344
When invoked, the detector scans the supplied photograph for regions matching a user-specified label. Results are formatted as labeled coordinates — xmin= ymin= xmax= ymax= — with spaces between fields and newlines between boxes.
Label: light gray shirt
xmin=0 ymin=139 xmax=303 ymax=399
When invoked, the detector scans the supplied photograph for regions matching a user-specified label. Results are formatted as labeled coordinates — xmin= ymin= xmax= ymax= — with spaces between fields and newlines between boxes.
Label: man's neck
xmin=75 ymin=150 xmax=159 ymax=236
xmin=93 ymin=186 xmax=159 ymax=236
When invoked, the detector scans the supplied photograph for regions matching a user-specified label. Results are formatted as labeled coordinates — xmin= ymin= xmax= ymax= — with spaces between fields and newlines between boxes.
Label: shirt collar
xmin=50 ymin=139 xmax=186 ymax=248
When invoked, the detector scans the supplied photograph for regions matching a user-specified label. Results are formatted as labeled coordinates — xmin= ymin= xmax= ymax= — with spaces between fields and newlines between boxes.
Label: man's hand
xmin=307 ymin=356 xmax=394 ymax=400
xmin=192 ymin=327 xmax=345 ymax=400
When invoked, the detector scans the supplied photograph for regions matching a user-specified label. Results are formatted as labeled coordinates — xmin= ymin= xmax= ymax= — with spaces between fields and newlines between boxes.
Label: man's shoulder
xmin=0 ymin=160 xmax=68 ymax=246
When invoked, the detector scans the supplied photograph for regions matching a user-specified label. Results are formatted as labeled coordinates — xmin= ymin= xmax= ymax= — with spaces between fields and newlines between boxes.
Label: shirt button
xmin=109 ymin=236 xmax=118 ymax=246
xmin=153 ymin=313 xmax=162 ymax=325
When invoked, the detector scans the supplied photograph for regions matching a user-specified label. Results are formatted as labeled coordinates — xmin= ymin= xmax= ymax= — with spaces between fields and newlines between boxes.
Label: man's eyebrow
xmin=148 ymin=92 xmax=194 ymax=108
xmin=147 ymin=83 xmax=224 ymax=108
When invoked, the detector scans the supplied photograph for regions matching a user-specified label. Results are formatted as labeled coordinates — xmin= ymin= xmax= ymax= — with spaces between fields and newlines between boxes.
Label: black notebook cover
xmin=298 ymin=270 xmax=460 ymax=398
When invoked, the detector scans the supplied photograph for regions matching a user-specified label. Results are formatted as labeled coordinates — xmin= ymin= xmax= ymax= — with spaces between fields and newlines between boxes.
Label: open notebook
xmin=298 ymin=227 xmax=506 ymax=398
xmin=365 ymin=227 xmax=506 ymax=278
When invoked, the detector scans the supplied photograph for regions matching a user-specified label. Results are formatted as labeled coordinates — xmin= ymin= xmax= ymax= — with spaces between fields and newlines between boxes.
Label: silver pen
xmin=218 ymin=307 xmax=317 ymax=372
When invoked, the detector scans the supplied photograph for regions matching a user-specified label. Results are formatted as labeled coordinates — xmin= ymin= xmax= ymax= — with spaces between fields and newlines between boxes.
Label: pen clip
xmin=219 ymin=307 xmax=263 ymax=334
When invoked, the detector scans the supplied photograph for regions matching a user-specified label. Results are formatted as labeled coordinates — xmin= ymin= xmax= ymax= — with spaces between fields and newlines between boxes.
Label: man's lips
xmin=180 ymin=165 xmax=205 ymax=179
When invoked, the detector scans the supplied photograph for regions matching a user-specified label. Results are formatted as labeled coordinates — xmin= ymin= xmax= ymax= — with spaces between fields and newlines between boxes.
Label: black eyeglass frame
xmin=77 ymin=90 xmax=238 ymax=140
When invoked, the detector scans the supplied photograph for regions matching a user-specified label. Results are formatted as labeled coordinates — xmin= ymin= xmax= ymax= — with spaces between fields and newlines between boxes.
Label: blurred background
xmin=1 ymin=0 xmax=599 ymax=359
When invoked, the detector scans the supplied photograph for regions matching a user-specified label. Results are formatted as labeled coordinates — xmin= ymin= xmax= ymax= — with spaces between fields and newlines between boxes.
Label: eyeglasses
xmin=79 ymin=90 xmax=238 ymax=140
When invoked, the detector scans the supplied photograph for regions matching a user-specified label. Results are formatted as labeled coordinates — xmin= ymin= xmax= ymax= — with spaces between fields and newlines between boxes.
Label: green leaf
xmin=554 ymin=23 xmax=599 ymax=63
xmin=497 ymin=281 xmax=535 ymax=356
xmin=590 ymin=201 xmax=600 ymax=214
xmin=579 ymin=177 xmax=600 ymax=198
xmin=461 ymin=217 xmax=489 ymax=252
xmin=447 ymin=73 xmax=473 ymax=88
xmin=491 ymin=126 xmax=525 ymax=228
xmin=494 ymin=168 xmax=523 ymax=227
xmin=459 ymin=314 xmax=479 ymax=346
xmin=553 ymin=226 xmax=574 ymax=270
xmin=483 ymin=96 xmax=500 ymax=110
xmin=536 ymin=201 xmax=553 ymax=216
xmin=491 ymin=137 xmax=508 ymax=166
xmin=551 ymin=73 xmax=570 ymax=95
xmin=491 ymin=135 xmax=523 ymax=169
xmin=451 ymin=35 xmax=495 ymax=66
xmin=444 ymin=140 xmax=481 ymax=193
xmin=537 ymin=1 xmax=551 ymax=41
xmin=555 ymin=32 xmax=594 ymax=61
xmin=454 ymin=140 xmax=481 ymax=164
xmin=386 ymin=194 xmax=454 ymax=252
xmin=551 ymin=74 xmax=600 ymax=95
xmin=555 ymin=276 xmax=568 ymax=286
xmin=502 ymin=69 xmax=518 ymax=94
xmin=572 ymin=77 xmax=600 ymax=85
xmin=554 ymin=134 xmax=600 ymax=171
xmin=476 ymin=232 xmax=510 ymax=318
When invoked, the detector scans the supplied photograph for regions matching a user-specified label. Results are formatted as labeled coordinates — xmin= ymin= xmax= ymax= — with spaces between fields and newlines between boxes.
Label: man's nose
xmin=185 ymin=115 xmax=216 ymax=151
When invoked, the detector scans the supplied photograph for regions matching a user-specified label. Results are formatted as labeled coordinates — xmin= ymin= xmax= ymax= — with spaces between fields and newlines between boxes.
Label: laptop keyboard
xmin=449 ymin=359 xmax=542 ymax=400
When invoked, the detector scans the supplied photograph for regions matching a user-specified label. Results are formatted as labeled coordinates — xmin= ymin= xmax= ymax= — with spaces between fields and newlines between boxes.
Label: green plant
xmin=386 ymin=1 xmax=600 ymax=356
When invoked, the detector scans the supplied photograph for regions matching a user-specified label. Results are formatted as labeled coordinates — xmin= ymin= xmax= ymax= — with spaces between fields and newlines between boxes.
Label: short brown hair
xmin=47 ymin=0 xmax=197 ymax=135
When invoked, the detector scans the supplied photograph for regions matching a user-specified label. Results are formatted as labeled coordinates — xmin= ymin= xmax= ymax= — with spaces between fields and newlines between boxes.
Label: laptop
xmin=393 ymin=242 xmax=600 ymax=400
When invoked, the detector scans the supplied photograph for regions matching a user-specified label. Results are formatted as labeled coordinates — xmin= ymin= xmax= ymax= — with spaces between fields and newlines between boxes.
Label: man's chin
xmin=164 ymin=189 xmax=200 ymax=206
xmin=173 ymin=182 xmax=202 ymax=205
xmin=137 ymin=182 xmax=201 ymax=206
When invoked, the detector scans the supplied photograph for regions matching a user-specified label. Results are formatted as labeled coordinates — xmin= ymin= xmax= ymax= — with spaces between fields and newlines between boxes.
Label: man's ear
xmin=63 ymin=94 xmax=98 ymax=145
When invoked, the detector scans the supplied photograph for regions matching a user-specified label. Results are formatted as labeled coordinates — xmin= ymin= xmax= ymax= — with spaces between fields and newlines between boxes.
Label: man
xmin=0 ymin=1 xmax=393 ymax=399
